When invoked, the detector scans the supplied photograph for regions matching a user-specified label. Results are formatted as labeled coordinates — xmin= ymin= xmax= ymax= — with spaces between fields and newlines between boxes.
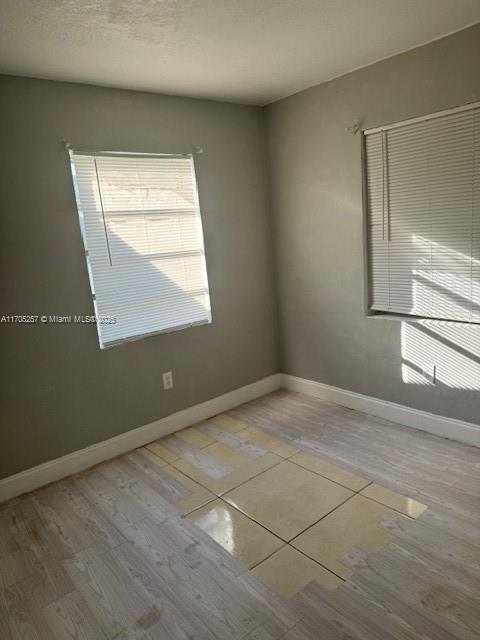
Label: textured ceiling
xmin=0 ymin=0 xmax=479 ymax=105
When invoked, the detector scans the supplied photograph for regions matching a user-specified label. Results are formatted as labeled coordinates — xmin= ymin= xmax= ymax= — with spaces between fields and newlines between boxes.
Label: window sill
xmin=367 ymin=312 xmax=480 ymax=326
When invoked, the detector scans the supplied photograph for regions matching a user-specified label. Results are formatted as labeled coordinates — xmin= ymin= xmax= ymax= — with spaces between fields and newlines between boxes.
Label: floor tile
xmin=208 ymin=414 xmax=248 ymax=433
xmin=144 ymin=425 xmax=219 ymax=463
xmin=135 ymin=449 xmax=215 ymax=514
xmin=224 ymin=461 xmax=352 ymax=541
xmin=161 ymin=466 xmax=216 ymax=515
xmin=144 ymin=441 xmax=178 ymax=463
xmin=187 ymin=499 xmax=283 ymax=568
xmin=172 ymin=442 xmax=282 ymax=495
xmin=135 ymin=447 xmax=168 ymax=468
xmin=252 ymin=546 xmax=342 ymax=599
xmin=290 ymin=452 xmax=370 ymax=491
xmin=360 ymin=483 xmax=427 ymax=518
xmin=162 ymin=436 xmax=233 ymax=480
xmin=195 ymin=423 xmax=268 ymax=458
xmin=237 ymin=426 xmax=299 ymax=458
xmin=198 ymin=423 xmax=282 ymax=458
xmin=292 ymin=494 xmax=394 ymax=578
xmin=176 ymin=426 xmax=215 ymax=449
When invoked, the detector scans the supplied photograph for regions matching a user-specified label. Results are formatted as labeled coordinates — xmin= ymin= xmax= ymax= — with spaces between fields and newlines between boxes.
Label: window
xmin=365 ymin=102 xmax=480 ymax=323
xmin=69 ymin=151 xmax=211 ymax=348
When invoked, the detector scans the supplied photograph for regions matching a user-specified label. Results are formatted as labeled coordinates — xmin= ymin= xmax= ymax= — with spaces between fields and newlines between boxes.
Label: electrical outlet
xmin=162 ymin=371 xmax=174 ymax=390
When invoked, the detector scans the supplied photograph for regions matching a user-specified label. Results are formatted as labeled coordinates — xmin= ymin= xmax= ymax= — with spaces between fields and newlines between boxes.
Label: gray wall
xmin=0 ymin=75 xmax=279 ymax=479
xmin=266 ymin=23 xmax=480 ymax=424
xmin=2 ymin=23 xmax=480 ymax=479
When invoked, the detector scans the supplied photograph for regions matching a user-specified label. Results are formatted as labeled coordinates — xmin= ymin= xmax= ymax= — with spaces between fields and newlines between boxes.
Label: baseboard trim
xmin=4 ymin=371 xmax=479 ymax=503
xmin=282 ymin=374 xmax=480 ymax=448
xmin=0 ymin=373 xmax=282 ymax=503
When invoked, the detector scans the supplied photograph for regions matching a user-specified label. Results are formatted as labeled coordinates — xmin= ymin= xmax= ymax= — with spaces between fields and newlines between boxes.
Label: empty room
xmin=1 ymin=1 xmax=480 ymax=638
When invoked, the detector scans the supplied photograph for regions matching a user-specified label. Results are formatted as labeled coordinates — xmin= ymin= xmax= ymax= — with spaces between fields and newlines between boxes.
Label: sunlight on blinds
xmin=69 ymin=152 xmax=211 ymax=348
xmin=365 ymin=104 xmax=480 ymax=323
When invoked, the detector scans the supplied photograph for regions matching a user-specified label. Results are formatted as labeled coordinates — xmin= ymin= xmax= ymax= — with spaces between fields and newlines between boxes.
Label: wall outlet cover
xmin=163 ymin=371 xmax=174 ymax=390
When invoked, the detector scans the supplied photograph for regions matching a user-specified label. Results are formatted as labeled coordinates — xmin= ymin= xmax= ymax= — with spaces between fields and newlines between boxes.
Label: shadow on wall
xmin=401 ymin=235 xmax=480 ymax=390
xmin=402 ymin=321 xmax=480 ymax=390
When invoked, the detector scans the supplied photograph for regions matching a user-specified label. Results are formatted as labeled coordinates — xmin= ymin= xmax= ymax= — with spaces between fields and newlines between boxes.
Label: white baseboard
xmin=3 ymin=371 xmax=479 ymax=503
xmin=282 ymin=374 xmax=480 ymax=448
xmin=0 ymin=373 xmax=282 ymax=503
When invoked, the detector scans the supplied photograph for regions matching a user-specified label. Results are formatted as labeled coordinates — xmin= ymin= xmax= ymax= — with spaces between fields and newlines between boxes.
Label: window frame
xmin=362 ymin=100 xmax=480 ymax=326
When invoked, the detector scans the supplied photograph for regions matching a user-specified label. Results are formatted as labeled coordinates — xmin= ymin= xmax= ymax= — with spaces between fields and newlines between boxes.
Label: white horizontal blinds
xmin=71 ymin=153 xmax=211 ymax=347
xmin=366 ymin=105 xmax=480 ymax=322
xmin=366 ymin=132 xmax=389 ymax=309
xmin=428 ymin=111 xmax=476 ymax=322
xmin=471 ymin=112 xmax=480 ymax=322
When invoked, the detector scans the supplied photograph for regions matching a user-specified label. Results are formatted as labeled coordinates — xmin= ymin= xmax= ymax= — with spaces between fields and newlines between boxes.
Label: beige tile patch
xmin=144 ymin=441 xmax=178 ymax=464
xmin=136 ymin=447 xmax=168 ymax=468
xmin=237 ymin=426 xmax=299 ymax=458
xmin=188 ymin=500 xmax=283 ymax=568
xmin=290 ymin=452 xmax=370 ymax=492
xmin=134 ymin=449 xmax=215 ymax=515
xmin=208 ymin=414 xmax=248 ymax=433
xmin=252 ymin=546 xmax=342 ymax=599
xmin=224 ymin=461 xmax=352 ymax=541
xmin=161 ymin=465 xmax=215 ymax=515
xmin=195 ymin=423 xmax=268 ymax=458
xmin=172 ymin=442 xmax=282 ymax=495
xmin=163 ymin=435 xmax=233 ymax=480
xmin=176 ymin=426 xmax=215 ymax=449
xmin=292 ymin=494 xmax=394 ymax=578
xmin=360 ymin=484 xmax=427 ymax=518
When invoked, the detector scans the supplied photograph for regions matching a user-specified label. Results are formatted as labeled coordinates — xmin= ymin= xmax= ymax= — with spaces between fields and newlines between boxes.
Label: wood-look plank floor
xmin=1 ymin=389 xmax=479 ymax=639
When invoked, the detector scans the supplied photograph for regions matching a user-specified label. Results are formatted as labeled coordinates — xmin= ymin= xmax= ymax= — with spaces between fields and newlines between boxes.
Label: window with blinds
xmin=365 ymin=103 xmax=480 ymax=323
xmin=69 ymin=152 xmax=211 ymax=348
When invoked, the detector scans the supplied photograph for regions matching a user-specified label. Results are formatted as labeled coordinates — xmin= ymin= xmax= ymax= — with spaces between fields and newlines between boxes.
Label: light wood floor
xmin=1 ymin=389 xmax=479 ymax=639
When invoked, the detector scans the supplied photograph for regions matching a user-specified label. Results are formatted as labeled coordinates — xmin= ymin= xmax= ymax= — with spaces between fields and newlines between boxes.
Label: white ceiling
xmin=1 ymin=1 xmax=479 ymax=105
